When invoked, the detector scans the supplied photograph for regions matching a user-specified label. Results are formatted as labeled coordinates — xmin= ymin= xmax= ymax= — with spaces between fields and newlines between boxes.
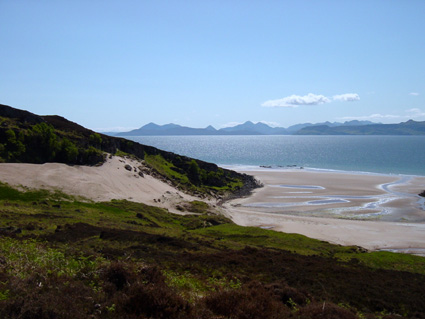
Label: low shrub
xmin=203 ymin=281 xmax=291 ymax=319
xmin=294 ymin=302 xmax=357 ymax=319
xmin=1 ymin=273 xmax=98 ymax=319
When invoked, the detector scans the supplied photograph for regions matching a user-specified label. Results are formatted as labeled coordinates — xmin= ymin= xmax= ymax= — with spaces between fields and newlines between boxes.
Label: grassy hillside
xmin=1 ymin=183 xmax=425 ymax=318
xmin=0 ymin=104 xmax=259 ymax=197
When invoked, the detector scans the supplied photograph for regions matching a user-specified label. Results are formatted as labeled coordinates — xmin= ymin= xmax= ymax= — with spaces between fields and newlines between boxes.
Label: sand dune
xmin=0 ymin=156 xmax=202 ymax=214
xmin=2 ymin=159 xmax=425 ymax=254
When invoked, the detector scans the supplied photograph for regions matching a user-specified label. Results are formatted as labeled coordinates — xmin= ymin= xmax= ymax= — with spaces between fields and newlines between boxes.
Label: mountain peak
xmin=141 ymin=122 xmax=160 ymax=129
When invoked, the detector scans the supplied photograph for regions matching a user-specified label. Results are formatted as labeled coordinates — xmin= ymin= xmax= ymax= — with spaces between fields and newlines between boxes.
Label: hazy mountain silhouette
xmin=111 ymin=119 xmax=425 ymax=136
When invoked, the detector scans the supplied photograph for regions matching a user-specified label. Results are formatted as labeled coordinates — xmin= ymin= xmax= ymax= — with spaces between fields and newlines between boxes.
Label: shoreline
xmin=224 ymin=168 xmax=425 ymax=255
xmin=220 ymin=164 xmax=425 ymax=178
xmin=1 ymin=159 xmax=425 ymax=255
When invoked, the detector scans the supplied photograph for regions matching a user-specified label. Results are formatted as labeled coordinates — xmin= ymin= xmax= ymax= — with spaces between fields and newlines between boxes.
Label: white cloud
xmin=262 ymin=92 xmax=360 ymax=108
xmin=406 ymin=108 xmax=425 ymax=117
xmin=333 ymin=93 xmax=360 ymax=102
xmin=339 ymin=108 xmax=425 ymax=121
xmin=340 ymin=114 xmax=399 ymax=121
xmin=261 ymin=93 xmax=331 ymax=108
xmin=409 ymin=92 xmax=420 ymax=96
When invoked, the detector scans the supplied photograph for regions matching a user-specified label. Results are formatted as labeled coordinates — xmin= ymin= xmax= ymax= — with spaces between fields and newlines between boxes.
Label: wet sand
xmin=1 ymin=159 xmax=425 ymax=254
xmin=224 ymin=168 xmax=425 ymax=254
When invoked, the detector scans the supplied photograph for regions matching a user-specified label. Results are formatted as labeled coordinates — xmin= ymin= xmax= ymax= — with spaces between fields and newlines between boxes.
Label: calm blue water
xmin=127 ymin=135 xmax=425 ymax=176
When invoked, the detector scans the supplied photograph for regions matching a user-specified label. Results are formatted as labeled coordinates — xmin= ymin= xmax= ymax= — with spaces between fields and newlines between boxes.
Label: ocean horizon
xmin=127 ymin=135 xmax=425 ymax=177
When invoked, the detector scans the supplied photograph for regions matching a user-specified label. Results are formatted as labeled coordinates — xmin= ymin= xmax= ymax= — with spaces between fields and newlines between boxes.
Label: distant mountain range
xmin=111 ymin=119 xmax=425 ymax=136
xmin=295 ymin=119 xmax=425 ymax=135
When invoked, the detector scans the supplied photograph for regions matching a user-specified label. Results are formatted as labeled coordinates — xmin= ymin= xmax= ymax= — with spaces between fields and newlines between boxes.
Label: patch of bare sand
xmin=224 ymin=169 xmax=425 ymax=254
xmin=0 ymin=156 xmax=207 ymax=214
xmin=2 ymin=159 xmax=425 ymax=254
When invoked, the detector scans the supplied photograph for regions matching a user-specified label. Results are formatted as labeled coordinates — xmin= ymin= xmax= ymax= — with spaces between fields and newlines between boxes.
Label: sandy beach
xmin=1 ymin=159 xmax=425 ymax=254
xmin=224 ymin=168 xmax=425 ymax=254
xmin=0 ymin=156 xmax=204 ymax=214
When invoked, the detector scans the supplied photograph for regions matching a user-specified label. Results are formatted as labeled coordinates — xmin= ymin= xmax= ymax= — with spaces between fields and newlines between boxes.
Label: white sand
xmin=0 ymin=156 xmax=204 ymax=214
xmin=224 ymin=168 xmax=425 ymax=254
xmin=1 ymin=159 xmax=425 ymax=254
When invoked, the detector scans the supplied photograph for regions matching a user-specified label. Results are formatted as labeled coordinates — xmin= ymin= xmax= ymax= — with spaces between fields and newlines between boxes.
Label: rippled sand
xmin=225 ymin=168 xmax=425 ymax=254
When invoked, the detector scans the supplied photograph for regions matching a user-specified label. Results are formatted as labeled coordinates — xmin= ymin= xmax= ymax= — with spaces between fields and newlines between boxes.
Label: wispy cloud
xmin=409 ymin=92 xmax=420 ymax=96
xmin=333 ymin=93 xmax=360 ymax=102
xmin=261 ymin=93 xmax=331 ymax=108
xmin=262 ymin=92 xmax=359 ymax=108
xmin=93 ymin=126 xmax=138 ymax=133
xmin=339 ymin=114 xmax=399 ymax=121
xmin=339 ymin=108 xmax=425 ymax=121
xmin=406 ymin=108 xmax=425 ymax=116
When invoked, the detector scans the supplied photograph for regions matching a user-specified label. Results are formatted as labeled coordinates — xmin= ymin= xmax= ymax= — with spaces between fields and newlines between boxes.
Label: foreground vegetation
xmin=1 ymin=183 xmax=425 ymax=318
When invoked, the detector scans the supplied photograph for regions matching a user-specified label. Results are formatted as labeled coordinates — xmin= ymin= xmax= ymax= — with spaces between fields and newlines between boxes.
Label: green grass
xmin=0 ymin=182 xmax=75 ymax=202
xmin=114 ymin=149 xmax=132 ymax=158
xmin=339 ymin=250 xmax=425 ymax=274
xmin=185 ymin=200 xmax=210 ymax=213
xmin=209 ymin=180 xmax=244 ymax=192
xmin=0 ymin=237 xmax=103 ymax=279
xmin=164 ymin=269 xmax=242 ymax=301
xmin=1 ymin=182 xmax=425 ymax=317
xmin=145 ymin=153 xmax=190 ymax=186
xmin=194 ymin=223 xmax=425 ymax=274
xmin=144 ymin=153 xmax=246 ymax=195
xmin=193 ymin=223 xmax=354 ymax=256
xmin=1 ymin=182 xmax=425 ymax=275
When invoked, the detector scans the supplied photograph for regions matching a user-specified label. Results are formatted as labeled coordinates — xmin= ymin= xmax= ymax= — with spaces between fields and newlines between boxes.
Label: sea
xmin=126 ymin=135 xmax=425 ymax=176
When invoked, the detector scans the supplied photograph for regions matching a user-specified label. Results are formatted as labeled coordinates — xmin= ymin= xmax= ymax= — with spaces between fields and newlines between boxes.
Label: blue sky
xmin=1 ymin=1 xmax=425 ymax=131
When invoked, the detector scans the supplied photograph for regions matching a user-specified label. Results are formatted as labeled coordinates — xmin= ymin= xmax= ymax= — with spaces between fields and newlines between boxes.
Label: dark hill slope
xmin=0 ymin=104 xmax=259 ymax=197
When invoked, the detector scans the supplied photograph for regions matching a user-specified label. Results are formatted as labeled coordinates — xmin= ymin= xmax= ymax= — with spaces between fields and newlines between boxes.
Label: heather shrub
xmin=0 ymin=273 xmax=98 ymax=319
xmin=102 ymin=261 xmax=133 ymax=294
xmin=114 ymin=279 xmax=192 ymax=318
xmin=203 ymin=281 xmax=291 ymax=319
xmin=105 ymin=265 xmax=193 ymax=318
xmin=265 ymin=280 xmax=311 ymax=308
xmin=294 ymin=301 xmax=357 ymax=319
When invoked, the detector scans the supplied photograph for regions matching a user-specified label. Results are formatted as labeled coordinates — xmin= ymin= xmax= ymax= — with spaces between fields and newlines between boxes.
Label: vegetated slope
xmin=295 ymin=120 xmax=425 ymax=135
xmin=0 ymin=104 xmax=259 ymax=197
xmin=0 ymin=184 xmax=425 ymax=318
